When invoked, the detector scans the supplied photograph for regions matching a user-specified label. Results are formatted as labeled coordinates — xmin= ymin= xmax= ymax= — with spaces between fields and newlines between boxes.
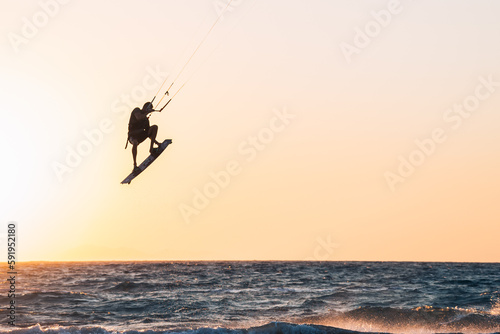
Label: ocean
xmin=0 ymin=261 xmax=499 ymax=334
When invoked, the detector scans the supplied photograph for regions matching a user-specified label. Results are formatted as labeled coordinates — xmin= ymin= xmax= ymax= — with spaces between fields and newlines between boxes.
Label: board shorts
xmin=128 ymin=130 xmax=148 ymax=144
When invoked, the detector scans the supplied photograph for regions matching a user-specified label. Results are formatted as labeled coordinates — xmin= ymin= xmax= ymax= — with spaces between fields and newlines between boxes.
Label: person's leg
xmin=148 ymin=125 xmax=161 ymax=152
xmin=130 ymin=138 xmax=139 ymax=168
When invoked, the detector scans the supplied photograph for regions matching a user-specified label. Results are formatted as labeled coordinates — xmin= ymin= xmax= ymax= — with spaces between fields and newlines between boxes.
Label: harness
xmin=124 ymin=108 xmax=150 ymax=149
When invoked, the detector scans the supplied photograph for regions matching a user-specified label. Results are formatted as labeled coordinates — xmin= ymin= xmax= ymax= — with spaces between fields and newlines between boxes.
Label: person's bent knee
xmin=149 ymin=125 xmax=158 ymax=136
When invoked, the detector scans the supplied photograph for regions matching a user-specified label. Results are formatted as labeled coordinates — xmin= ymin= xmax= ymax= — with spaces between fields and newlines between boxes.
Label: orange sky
xmin=1 ymin=0 xmax=500 ymax=262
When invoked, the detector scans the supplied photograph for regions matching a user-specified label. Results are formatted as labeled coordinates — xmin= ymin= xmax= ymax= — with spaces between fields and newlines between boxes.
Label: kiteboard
xmin=121 ymin=139 xmax=172 ymax=184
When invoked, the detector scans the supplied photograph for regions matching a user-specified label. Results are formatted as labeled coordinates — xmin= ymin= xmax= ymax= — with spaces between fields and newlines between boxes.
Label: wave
xmin=0 ymin=322 xmax=388 ymax=334
xmin=294 ymin=306 xmax=500 ymax=333
xmin=0 ymin=290 xmax=97 ymax=304
xmin=1 ymin=315 xmax=500 ymax=334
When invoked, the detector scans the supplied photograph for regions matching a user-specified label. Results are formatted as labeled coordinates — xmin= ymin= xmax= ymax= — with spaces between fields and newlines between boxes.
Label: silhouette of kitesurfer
xmin=127 ymin=102 xmax=162 ymax=173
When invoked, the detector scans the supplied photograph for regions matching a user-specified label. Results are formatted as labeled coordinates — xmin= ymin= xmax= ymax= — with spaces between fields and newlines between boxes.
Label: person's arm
xmin=135 ymin=109 xmax=158 ymax=120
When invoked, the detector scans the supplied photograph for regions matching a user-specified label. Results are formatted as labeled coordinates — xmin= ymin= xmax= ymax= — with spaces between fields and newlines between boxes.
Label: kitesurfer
xmin=127 ymin=102 xmax=162 ymax=172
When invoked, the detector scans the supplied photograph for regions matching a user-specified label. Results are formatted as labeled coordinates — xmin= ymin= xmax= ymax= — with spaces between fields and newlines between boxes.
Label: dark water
xmin=0 ymin=262 xmax=499 ymax=333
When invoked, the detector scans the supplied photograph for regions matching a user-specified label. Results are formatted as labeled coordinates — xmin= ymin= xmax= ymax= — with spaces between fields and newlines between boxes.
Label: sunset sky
xmin=1 ymin=0 xmax=499 ymax=262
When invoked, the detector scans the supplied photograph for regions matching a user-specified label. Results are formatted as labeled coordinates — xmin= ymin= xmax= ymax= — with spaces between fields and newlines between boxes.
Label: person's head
xmin=142 ymin=102 xmax=154 ymax=113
